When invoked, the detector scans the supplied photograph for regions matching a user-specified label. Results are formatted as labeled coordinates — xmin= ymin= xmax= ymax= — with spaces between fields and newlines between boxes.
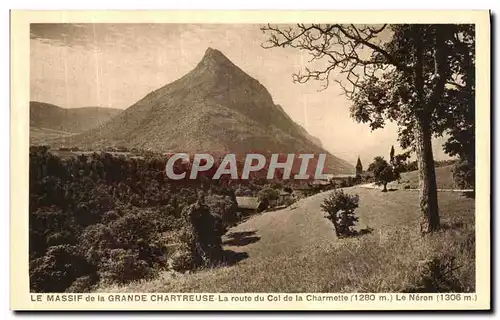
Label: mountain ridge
xmin=30 ymin=101 xmax=123 ymax=132
xmin=30 ymin=101 xmax=123 ymax=145
xmin=53 ymin=48 xmax=354 ymax=174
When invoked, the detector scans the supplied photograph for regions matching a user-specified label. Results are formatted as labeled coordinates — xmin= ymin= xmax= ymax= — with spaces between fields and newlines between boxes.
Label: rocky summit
xmin=55 ymin=48 xmax=354 ymax=174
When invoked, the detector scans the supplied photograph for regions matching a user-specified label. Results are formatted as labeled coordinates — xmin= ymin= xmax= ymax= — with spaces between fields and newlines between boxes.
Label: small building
xmin=312 ymin=179 xmax=330 ymax=186
xmin=236 ymin=196 xmax=266 ymax=214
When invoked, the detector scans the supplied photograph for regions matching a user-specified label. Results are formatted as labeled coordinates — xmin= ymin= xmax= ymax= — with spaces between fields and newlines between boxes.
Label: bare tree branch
xmin=261 ymin=24 xmax=400 ymax=96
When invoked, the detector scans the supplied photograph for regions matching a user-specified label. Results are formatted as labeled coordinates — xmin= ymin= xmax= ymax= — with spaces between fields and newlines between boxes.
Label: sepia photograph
xmin=10 ymin=10 xmax=490 ymax=311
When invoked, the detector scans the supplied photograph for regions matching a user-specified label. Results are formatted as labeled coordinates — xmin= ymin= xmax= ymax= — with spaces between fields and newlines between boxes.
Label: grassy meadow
xmin=390 ymin=165 xmax=458 ymax=190
xmin=99 ymin=186 xmax=475 ymax=293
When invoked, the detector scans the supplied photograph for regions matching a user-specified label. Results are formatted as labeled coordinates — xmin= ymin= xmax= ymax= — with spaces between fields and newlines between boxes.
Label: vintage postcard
xmin=10 ymin=10 xmax=490 ymax=311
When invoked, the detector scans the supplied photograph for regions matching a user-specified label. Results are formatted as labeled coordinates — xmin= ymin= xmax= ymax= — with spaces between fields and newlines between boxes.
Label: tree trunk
xmin=414 ymin=115 xmax=440 ymax=233
xmin=413 ymin=25 xmax=440 ymax=233
xmin=382 ymin=183 xmax=388 ymax=192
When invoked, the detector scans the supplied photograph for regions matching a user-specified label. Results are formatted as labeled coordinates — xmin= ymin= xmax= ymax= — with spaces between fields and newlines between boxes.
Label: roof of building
xmin=312 ymin=179 xmax=331 ymax=185
xmin=235 ymin=196 xmax=262 ymax=210
xmin=356 ymin=156 xmax=363 ymax=169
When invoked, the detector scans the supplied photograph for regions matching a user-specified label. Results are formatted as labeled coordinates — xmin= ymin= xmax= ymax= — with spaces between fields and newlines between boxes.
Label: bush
xmin=402 ymin=255 xmax=464 ymax=293
xmin=205 ymin=194 xmax=238 ymax=229
xmin=28 ymin=150 xmax=241 ymax=292
xmin=79 ymin=223 xmax=115 ymax=266
xmin=338 ymin=178 xmax=356 ymax=188
xmin=180 ymin=200 xmax=224 ymax=268
xmin=99 ymin=249 xmax=153 ymax=284
xmin=108 ymin=208 xmax=160 ymax=248
xmin=30 ymin=245 xmax=95 ymax=293
xmin=320 ymin=190 xmax=360 ymax=238
xmin=29 ymin=206 xmax=77 ymax=259
xmin=168 ymin=245 xmax=196 ymax=272
xmin=453 ymin=160 xmax=474 ymax=190
xmin=360 ymin=173 xmax=374 ymax=183
xmin=257 ymin=187 xmax=279 ymax=204
xmin=65 ymin=276 xmax=96 ymax=293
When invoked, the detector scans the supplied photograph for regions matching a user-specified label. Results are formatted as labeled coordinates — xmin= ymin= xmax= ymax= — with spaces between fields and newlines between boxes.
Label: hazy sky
xmin=30 ymin=23 xmax=450 ymax=164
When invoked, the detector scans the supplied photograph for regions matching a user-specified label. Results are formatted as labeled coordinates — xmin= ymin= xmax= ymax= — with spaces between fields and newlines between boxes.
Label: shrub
xmin=28 ymin=149 xmax=240 ymax=292
xmin=30 ymin=245 xmax=95 ymax=293
xmin=79 ymin=223 xmax=115 ymax=266
xmin=402 ymin=255 xmax=463 ymax=293
xmin=168 ymin=245 xmax=196 ymax=272
xmin=361 ymin=173 xmax=374 ymax=183
xmin=205 ymin=194 xmax=238 ymax=229
xmin=453 ymin=160 xmax=475 ymax=190
xmin=46 ymin=230 xmax=75 ymax=247
xmin=257 ymin=187 xmax=279 ymax=203
xmin=29 ymin=206 xmax=77 ymax=259
xmin=65 ymin=276 xmax=96 ymax=293
xmin=99 ymin=249 xmax=153 ymax=285
xmin=181 ymin=200 xmax=224 ymax=268
xmin=270 ymin=182 xmax=283 ymax=190
xmin=234 ymin=185 xmax=254 ymax=197
xmin=108 ymin=208 xmax=159 ymax=248
xmin=101 ymin=210 xmax=120 ymax=224
xmin=320 ymin=190 xmax=360 ymax=238
xmin=283 ymin=186 xmax=293 ymax=193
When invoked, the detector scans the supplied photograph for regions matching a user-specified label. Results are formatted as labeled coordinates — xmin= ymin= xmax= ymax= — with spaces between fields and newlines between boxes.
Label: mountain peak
xmin=191 ymin=47 xmax=251 ymax=82
xmin=203 ymin=47 xmax=225 ymax=58
xmin=199 ymin=47 xmax=235 ymax=67
xmin=53 ymin=45 xmax=354 ymax=175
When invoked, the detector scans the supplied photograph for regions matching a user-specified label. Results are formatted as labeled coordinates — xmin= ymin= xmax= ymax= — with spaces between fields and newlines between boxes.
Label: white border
xmin=3 ymin=1 xmax=497 ymax=319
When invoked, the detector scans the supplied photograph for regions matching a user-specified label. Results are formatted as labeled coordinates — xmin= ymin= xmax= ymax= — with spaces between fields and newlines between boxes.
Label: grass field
xmin=390 ymin=165 xmax=457 ymax=190
xmin=30 ymin=127 xmax=75 ymax=145
xmin=99 ymin=186 xmax=475 ymax=293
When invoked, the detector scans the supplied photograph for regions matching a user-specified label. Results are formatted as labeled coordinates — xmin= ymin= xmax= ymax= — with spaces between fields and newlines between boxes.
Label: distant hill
xmin=30 ymin=101 xmax=122 ymax=145
xmin=30 ymin=101 xmax=122 ymax=133
xmin=390 ymin=165 xmax=457 ymax=189
xmin=54 ymin=48 xmax=354 ymax=174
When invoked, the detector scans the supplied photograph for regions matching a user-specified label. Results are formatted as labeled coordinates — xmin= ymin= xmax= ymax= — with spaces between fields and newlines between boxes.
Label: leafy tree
xmin=261 ymin=24 xmax=474 ymax=232
xmin=406 ymin=160 xmax=419 ymax=172
xmin=390 ymin=149 xmax=412 ymax=180
xmin=435 ymin=25 xmax=475 ymax=163
xmin=181 ymin=199 xmax=224 ymax=267
xmin=30 ymin=245 xmax=95 ymax=293
xmin=452 ymin=160 xmax=474 ymax=190
xmin=29 ymin=148 xmax=312 ymax=291
xmin=257 ymin=186 xmax=279 ymax=204
xmin=368 ymin=156 xmax=399 ymax=192
xmin=205 ymin=194 xmax=239 ymax=229
xmin=99 ymin=249 xmax=152 ymax=284
xmin=320 ymin=190 xmax=360 ymax=238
